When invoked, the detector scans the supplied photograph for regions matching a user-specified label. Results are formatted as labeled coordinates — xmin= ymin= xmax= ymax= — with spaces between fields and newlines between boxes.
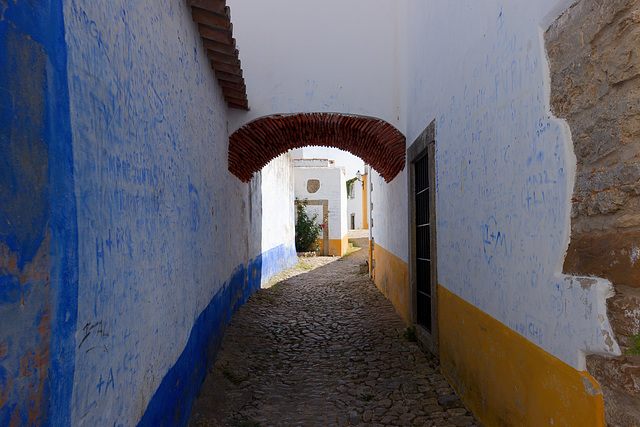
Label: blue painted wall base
xmin=138 ymin=243 xmax=297 ymax=426
xmin=260 ymin=243 xmax=298 ymax=286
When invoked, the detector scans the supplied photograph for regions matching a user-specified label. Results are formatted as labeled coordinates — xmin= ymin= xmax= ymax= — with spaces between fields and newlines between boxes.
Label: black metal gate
xmin=415 ymin=154 xmax=431 ymax=331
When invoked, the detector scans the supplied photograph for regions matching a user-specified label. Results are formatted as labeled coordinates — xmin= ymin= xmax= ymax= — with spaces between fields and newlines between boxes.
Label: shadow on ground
xmin=188 ymin=236 xmax=477 ymax=426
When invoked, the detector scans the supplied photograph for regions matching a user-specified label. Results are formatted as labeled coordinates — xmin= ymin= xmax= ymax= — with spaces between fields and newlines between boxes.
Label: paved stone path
xmin=189 ymin=237 xmax=477 ymax=426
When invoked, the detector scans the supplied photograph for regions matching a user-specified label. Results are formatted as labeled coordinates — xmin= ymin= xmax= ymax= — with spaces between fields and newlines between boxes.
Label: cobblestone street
xmin=189 ymin=235 xmax=477 ymax=426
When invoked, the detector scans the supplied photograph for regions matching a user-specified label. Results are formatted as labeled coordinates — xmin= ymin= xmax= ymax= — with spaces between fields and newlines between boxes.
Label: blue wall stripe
xmin=138 ymin=243 xmax=296 ymax=426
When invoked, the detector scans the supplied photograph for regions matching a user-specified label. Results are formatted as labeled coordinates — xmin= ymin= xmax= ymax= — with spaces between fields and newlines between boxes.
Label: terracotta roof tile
xmin=188 ymin=0 xmax=248 ymax=110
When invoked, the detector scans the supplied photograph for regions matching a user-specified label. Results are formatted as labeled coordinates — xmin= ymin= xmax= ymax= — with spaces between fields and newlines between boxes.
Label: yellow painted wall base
xmin=368 ymin=240 xmax=373 ymax=276
xmin=328 ymin=234 xmax=348 ymax=257
xmin=439 ymin=285 xmax=605 ymax=426
xmin=315 ymin=235 xmax=347 ymax=256
xmin=371 ymin=243 xmax=410 ymax=325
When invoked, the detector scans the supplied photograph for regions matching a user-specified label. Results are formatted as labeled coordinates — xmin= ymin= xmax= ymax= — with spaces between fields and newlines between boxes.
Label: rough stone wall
xmin=545 ymin=1 xmax=640 ymax=424
xmin=546 ymin=0 xmax=640 ymax=285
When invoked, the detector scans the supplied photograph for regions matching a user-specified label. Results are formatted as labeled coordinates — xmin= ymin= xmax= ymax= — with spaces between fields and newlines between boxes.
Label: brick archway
xmin=229 ymin=113 xmax=406 ymax=182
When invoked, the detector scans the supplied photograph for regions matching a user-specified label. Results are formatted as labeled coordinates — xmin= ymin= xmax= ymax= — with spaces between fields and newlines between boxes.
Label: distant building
xmin=346 ymin=169 xmax=369 ymax=230
xmin=294 ymin=159 xmax=348 ymax=256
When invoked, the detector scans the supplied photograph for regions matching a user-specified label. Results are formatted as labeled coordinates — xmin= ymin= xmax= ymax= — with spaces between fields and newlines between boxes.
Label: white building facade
xmin=294 ymin=159 xmax=348 ymax=256
xmin=346 ymin=171 xmax=368 ymax=231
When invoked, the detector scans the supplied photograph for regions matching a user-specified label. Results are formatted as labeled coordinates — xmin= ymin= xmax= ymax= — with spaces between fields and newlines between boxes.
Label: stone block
xmin=587 ymin=354 xmax=640 ymax=397
xmin=564 ymin=230 xmax=640 ymax=287
xmin=607 ymin=285 xmax=640 ymax=344
xmin=595 ymin=11 xmax=640 ymax=84
xmin=585 ymin=188 xmax=627 ymax=215
xmin=602 ymin=384 xmax=640 ymax=426
xmin=616 ymin=162 xmax=640 ymax=185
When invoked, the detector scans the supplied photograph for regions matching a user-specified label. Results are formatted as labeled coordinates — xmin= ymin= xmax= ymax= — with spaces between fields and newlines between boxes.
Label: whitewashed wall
xmin=260 ymin=153 xmax=298 ymax=285
xmin=227 ymin=0 xmax=409 ymax=263
xmin=404 ymin=0 xmax=620 ymax=368
xmin=63 ymin=0 xmax=262 ymax=423
xmin=261 ymin=153 xmax=295 ymax=253
xmin=370 ymin=168 xmax=408 ymax=262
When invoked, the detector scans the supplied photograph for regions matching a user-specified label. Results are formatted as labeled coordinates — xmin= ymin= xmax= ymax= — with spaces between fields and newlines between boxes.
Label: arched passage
xmin=229 ymin=113 xmax=406 ymax=182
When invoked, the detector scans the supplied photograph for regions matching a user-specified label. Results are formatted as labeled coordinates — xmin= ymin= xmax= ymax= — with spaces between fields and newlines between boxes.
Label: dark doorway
xmin=414 ymin=154 xmax=431 ymax=331
xmin=351 ymin=213 xmax=355 ymax=230
xmin=408 ymin=121 xmax=438 ymax=356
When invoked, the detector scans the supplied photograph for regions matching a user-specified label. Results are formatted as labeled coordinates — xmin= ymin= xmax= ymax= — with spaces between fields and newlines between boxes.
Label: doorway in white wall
xmin=408 ymin=121 xmax=438 ymax=356
xmin=415 ymin=153 xmax=432 ymax=330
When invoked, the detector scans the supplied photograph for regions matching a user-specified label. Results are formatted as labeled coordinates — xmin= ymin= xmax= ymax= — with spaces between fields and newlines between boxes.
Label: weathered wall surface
xmin=261 ymin=153 xmax=297 ymax=285
xmin=403 ymin=0 xmax=621 ymax=423
xmin=0 ymin=1 xmax=76 ymax=425
xmin=62 ymin=0 xmax=264 ymax=424
xmin=0 ymin=21 xmax=52 ymax=425
xmin=439 ymin=286 xmax=607 ymax=426
xmin=0 ymin=2 xmax=303 ymax=423
xmin=545 ymin=1 xmax=640 ymax=424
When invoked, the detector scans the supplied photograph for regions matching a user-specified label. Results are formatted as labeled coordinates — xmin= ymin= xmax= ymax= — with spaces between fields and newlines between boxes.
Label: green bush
xmin=295 ymin=198 xmax=322 ymax=252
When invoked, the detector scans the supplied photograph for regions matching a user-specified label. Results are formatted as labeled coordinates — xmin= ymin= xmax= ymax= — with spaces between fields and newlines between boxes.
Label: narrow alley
xmin=189 ymin=234 xmax=476 ymax=426
xmin=4 ymin=0 xmax=639 ymax=424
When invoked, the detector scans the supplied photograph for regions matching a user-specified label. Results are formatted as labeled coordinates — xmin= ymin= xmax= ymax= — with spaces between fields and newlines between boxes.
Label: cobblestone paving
xmin=189 ymin=240 xmax=477 ymax=426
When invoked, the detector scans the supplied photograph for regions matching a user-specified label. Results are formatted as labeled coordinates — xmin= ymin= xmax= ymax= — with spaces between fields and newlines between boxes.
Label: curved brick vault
xmin=229 ymin=113 xmax=406 ymax=182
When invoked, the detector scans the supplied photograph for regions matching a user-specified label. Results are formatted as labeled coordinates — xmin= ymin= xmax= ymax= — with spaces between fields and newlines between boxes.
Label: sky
xmin=292 ymin=146 xmax=365 ymax=179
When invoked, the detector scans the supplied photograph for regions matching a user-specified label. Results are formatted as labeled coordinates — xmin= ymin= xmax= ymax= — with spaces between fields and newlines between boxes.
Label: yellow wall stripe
xmin=328 ymin=234 xmax=348 ymax=257
xmin=371 ymin=243 xmax=410 ymax=324
xmin=439 ymin=285 xmax=606 ymax=426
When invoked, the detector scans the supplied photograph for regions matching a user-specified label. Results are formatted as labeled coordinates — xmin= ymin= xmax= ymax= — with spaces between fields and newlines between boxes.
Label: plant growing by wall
xmin=346 ymin=177 xmax=358 ymax=199
xmin=295 ymin=198 xmax=322 ymax=252
xmin=626 ymin=333 xmax=640 ymax=356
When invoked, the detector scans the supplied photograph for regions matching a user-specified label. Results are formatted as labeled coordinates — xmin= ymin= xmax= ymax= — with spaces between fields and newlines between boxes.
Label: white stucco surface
xmin=370 ymin=168 xmax=408 ymax=263
xmin=261 ymin=153 xmax=295 ymax=252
